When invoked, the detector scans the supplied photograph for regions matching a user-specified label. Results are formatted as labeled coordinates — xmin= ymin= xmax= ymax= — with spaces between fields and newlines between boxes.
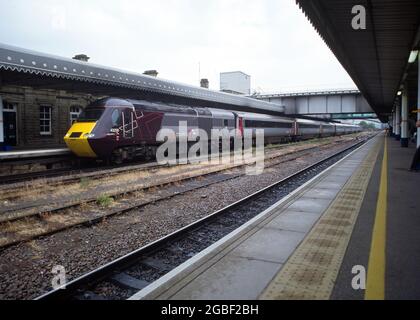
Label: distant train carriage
xmin=236 ymin=112 xmax=295 ymax=144
xmin=295 ymin=119 xmax=321 ymax=139
xmin=321 ymin=122 xmax=337 ymax=137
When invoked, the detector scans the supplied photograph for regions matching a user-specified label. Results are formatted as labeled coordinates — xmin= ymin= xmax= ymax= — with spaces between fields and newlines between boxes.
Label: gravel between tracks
xmin=0 ymin=138 xmax=364 ymax=299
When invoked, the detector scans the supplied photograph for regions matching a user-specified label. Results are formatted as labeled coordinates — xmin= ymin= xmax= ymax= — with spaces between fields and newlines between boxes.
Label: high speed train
xmin=64 ymin=97 xmax=361 ymax=162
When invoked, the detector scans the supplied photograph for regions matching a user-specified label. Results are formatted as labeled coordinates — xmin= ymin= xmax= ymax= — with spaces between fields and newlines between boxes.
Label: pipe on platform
xmin=395 ymin=104 xmax=401 ymax=140
xmin=418 ymin=59 xmax=420 ymax=148
xmin=391 ymin=112 xmax=396 ymax=136
xmin=401 ymin=90 xmax=409 ymax=147
xmin=395 ymin=110 xmax=398 ymax=136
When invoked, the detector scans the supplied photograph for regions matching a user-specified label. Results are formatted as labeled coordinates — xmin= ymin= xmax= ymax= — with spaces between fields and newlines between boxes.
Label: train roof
xmin=88 ymin=98 xmax=362 ymax=128
xmin=234 ymin=111 xmax=294 ymax=122
xmin=128 ymin=98 xmax=197 ymax=114
xmin=89 ymin=97 xmax=134 ymax=108
xmin=0 ymin=43 xmax=285 ymax=115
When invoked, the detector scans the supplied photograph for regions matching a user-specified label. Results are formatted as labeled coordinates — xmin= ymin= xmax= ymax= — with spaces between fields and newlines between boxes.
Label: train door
xmin=196 ymin=108 xmax=212 ymax=137
xmin=2 ymin=102 xmax=17 ymax=146
xmin=233 ymin=114 xmax=244 ymax=138
xmin=121 ymin=108 xmax=137 ymax=140
xmin=292 ymin=120 xmax=299 ymax=137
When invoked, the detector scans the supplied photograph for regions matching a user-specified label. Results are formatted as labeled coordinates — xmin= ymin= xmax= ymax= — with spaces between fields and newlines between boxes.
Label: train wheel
xmin=111 ymin=149 xmax=124 ymax=165
xmin=145 ymin=146 xmax=157 ymax=161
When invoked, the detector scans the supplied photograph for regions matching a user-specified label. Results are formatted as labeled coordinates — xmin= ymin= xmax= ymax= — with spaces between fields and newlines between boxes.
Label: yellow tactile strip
xmin=259 ymin=138 xmax=382 ymax=300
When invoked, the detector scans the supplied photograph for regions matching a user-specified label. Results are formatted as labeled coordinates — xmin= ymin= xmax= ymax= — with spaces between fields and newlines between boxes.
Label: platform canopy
xmin=0 ymin=43 xmax=284 ymax=115
xmin=296 ymin=0 xmax=420 ymax=122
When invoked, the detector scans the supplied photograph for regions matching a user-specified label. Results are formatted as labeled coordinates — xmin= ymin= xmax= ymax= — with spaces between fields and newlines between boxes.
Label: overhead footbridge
xmin=253 ymin=89 xmax=377 ymax=120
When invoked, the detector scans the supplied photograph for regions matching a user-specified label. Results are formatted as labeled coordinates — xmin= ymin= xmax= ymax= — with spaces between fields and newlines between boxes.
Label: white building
xmin=220 ymin=71 xmax=251 ymax=95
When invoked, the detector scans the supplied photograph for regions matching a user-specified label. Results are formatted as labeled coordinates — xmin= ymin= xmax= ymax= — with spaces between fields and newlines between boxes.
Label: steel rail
xmin=35 ymin=134 xmax=373 ymax=301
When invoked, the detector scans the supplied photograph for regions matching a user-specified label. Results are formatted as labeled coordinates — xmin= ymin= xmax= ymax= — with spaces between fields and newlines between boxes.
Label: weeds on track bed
xmin=96 ymin=195 xmax=114 ymax=207
xmin=79 ymin=177 xmax=91 ymax=188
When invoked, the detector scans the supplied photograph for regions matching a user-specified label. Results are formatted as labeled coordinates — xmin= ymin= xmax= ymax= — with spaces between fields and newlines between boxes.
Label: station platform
xmin=129 ymin=133 xmax=420 ymax=300
xmin=0 ymin=147 xmax=70 ymax=161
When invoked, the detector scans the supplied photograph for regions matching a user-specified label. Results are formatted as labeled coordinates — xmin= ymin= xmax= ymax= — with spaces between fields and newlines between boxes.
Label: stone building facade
xmin=0 ymin=85 xmax=96 ymax=149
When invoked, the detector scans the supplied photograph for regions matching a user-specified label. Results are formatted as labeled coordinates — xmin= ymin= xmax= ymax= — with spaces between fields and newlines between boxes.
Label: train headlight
xmin=83 ymin=133 xmax=95 ymax=138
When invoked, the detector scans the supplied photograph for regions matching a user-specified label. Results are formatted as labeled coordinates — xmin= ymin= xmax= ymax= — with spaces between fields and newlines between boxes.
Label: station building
xmin=0 ymin=44 xmax=283 ymax=151
xmin=0 ymin=54 xmax=100 ymax=149
xmin=0 ymin=85 xmax=93 ymax=149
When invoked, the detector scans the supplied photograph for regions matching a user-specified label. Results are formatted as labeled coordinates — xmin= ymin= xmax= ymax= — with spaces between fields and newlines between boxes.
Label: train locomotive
xmin=64 ymin=97 xmax=362 ymax=162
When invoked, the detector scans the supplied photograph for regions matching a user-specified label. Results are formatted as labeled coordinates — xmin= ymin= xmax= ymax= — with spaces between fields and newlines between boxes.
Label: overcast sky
xmin=0 ymin=0 xmax=356 ymax=93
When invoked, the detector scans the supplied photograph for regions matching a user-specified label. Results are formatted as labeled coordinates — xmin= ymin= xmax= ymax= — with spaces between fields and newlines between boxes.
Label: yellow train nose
xmin=64 ymin=122 xmax=98 ymax=158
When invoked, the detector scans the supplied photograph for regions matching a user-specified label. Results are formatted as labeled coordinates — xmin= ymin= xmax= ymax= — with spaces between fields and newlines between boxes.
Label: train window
xmin=78 ymin=108 xmax=105 ymax=122
xmin=299 ymin=123 xmax=319 ymax=129
xmin=244 ymin=120 xmax=291 ymax=128
xmin=111 ymin=109 xmax=122 ymax=128
xmin=122 ymin=109 xmax=135 ymax=138
xmin=223 ymin=119 xmax=229 ymax=127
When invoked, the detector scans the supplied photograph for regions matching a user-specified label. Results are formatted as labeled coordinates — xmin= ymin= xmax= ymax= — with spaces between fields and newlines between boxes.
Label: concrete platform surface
xmin=129 ymin=135 xmax=382 ymax=300
xmin=332 ymin=136 xmax=420 ymax=300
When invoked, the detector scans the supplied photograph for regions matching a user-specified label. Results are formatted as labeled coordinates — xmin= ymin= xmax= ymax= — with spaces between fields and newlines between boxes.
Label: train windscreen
xmin=77 ymin=108 xmax=105 ymax=122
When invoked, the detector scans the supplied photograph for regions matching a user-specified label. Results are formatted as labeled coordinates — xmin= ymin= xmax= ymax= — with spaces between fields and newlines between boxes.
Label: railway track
xmin=0 ymin=155 xmax=76 ymax=185
xmin=0 ymin=141 xmax=302 ymax=197
xmin=0 ymin=135 xmax=355 ymax=221
xmin=35 ymin=134 xmax=373 ymax=300
xmin=0 ymin=159 xmax=159 ymax=189
xmin=0 ymin=134 xmax=364 ymax=190
xmin=0 ymin=139 xmax=351 ymax=249
xmin=1 ymin=143 xmax=294 ymax=187
xmin=0 ymin=166 xmax=77 ymax=185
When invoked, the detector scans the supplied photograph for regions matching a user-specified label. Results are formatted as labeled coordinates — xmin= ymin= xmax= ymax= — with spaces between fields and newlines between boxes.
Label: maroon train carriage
xmin=64 ymin=97 xmax=362 ymax=162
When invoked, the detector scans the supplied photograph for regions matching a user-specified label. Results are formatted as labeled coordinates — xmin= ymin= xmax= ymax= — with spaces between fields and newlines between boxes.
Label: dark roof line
xmin=0 ymin=43 xmax=284 ymax=114
xmin=251 ymin=89 xmax=361 ymax=98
